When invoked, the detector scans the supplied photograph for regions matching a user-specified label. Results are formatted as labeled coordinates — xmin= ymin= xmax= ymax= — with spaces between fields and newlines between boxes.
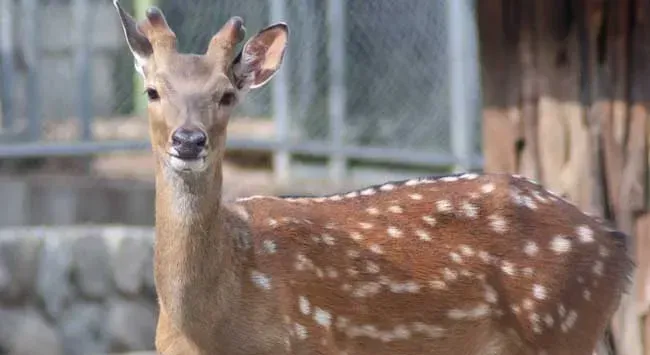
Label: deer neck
xmin=153 ymin=163 xmax=244 ymax=334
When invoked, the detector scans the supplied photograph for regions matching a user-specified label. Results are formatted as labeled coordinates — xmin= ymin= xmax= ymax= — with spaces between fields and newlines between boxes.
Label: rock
xmin=0 ymin=232 xmax=43 ymax=302
xmin=36 ymin=236 xmax=73 ymax=319
xmin=72 ymin=233 xmax=112 ymax=299
xmin=60 ymin=302 xmax=108 ymax=355
xmin=107 ymin=299 xmax=157 ymax=352
xmin=111 ymin=233 xmax=150 ymax=296
xmin=0 ymin=308 xmax=63 ymax=355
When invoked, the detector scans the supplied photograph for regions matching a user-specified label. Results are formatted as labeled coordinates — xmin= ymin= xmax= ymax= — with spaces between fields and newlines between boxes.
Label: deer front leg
xmin=155 ymin=307 xmax=202 ymax=355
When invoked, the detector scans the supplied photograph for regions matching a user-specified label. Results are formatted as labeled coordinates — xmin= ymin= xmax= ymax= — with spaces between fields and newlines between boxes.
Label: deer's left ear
xmin=232 ymin=23 xmax=288 ymax=90
xmin=113 ymin=0 xmax=153 ymax=76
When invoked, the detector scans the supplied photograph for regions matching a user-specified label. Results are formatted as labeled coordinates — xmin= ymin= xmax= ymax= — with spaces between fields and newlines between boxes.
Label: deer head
xmin=113 ymin=0 xmax=288 ymax=176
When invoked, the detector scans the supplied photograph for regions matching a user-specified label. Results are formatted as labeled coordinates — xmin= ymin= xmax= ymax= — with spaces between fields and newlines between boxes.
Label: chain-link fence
xmin=0 ymin=0 xmax=482 ymax=183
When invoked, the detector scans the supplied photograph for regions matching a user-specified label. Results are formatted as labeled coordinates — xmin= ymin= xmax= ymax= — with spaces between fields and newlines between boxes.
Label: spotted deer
xmin=113 ymin=2 xmax=633 ymax=354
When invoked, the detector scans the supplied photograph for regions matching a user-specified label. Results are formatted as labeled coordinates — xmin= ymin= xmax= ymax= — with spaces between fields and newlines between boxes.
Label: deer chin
xmin=167 ymin=155 xmax=207 ymax=173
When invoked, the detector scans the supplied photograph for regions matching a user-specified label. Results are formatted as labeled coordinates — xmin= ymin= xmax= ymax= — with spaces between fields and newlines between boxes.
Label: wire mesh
xmin=0 ymin=0 xmax=480 ymax=167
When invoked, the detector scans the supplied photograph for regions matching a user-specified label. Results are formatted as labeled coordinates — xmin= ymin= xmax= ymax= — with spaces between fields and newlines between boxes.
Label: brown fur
xmin=113 ymin=3 xmax=634 ymax=354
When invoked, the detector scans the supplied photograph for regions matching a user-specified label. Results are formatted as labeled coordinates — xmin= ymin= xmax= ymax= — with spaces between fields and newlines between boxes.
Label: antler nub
xmin=206 ymin=16 xmax=247 ymax=65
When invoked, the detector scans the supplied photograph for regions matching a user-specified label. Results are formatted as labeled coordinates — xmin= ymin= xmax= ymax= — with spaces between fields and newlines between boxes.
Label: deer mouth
xmin=167 ymin=153 xmax=207 ymax=172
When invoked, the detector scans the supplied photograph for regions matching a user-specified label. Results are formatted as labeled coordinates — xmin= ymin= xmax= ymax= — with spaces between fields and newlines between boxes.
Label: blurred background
xmin=0 ymin=0 xmax=648 ymax=354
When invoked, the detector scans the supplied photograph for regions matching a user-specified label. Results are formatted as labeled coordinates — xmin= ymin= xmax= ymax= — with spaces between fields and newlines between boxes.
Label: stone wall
xmin=0 ymin=226 xmax=157 ymax=355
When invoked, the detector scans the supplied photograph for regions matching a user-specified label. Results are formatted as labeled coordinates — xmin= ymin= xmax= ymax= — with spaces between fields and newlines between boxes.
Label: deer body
xmin=112 ymin=3 xmax=632 ymax=354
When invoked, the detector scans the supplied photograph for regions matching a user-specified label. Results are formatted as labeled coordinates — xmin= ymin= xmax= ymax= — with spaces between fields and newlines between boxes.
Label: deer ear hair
xmin=113 ymin=0 xmax=153 ymax=76
xmin=232 ymin=23 xmax=288 ymax=90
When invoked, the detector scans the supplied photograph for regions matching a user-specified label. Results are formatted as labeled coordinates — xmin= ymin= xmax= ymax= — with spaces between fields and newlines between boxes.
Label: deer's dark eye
xmin=145 ymin=88 xmax=160 ymax=101
xmin=219 ymin=92 xmax=236 ymax=106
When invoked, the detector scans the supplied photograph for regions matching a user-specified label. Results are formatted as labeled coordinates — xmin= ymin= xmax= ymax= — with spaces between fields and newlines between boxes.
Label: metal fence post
xmin=327 ymin=0 xmax=347 ymax=185
xmin=23 ymin=0 xmax=42 ymax=141
xmin=448 ymin=0 xmax=479 ymax=172
xmin=0 ymin=0 xmax=14 ymax=133
xmin=269 ymin=0 xmax=291 ymax=185
xmin=74 ymin=0 xmax=94 ymax=141
xmin=133 ymin=0 xmax=157 ymax=115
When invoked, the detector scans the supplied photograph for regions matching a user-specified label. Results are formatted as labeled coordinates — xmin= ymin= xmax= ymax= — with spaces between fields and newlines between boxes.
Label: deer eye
xmin=219 ymin=92 xmax=236 ymax=106
xmin=145 ymin=88 xmax=160 ymax=101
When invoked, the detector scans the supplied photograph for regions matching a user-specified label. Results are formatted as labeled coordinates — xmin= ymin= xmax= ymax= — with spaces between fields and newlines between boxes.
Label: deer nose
xmin=171 ymin=127 xmax=207 ymax=159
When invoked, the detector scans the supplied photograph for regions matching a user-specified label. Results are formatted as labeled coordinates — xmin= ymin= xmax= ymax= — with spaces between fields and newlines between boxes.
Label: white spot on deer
xmin=387 ymin=226 xmax=403 ymax=238
xmin=313 ymin=307 xmax=332 ymax=328
xmin=347 ymin=250 xmax=360 ymax=259
xmin=322 ymin=234 xmax=335 ymax=246
xmin=261 ymin=239 xmax=277 ymax=254
xmin=436 ymin=200 xmax=453 ymax=213
xmin=583 ymin=289 xmax=592 ymax=301
xmin=329 ymin=195 xmax=343 ymax=201
xmin=388 ymin=205 xmax=403 ymax=214
xmin=429 ymin=280 xmax=447 ymax=290
xmin=409 ymin=193 xmax=423 ymax=200
xmin=349 ymin=231 xmax=363 ymax=241
xmin=460 ymin=173 xmax=479 ymax=180
xmin=422 ymin=215 xmax=437 ymax=226
xmin=450 ymin=252 xmax=463 ymax=264
xmin=345 ymin=191 xmax=359 ymax=198
xmin=481 ymin=183 xmax=496 ymax=194
xmin=447 ymin=304 xmax=490 ymax=320
xmin=440 ymin=176 xmax=459 ymax=183
xmin=352 ymin=282 xmax=382 ymax=298
xmin=389 ymin=281 xmax=420 ymax=293
xmin=267 ymin=218 xmax=278 ymax=227
xmin=533 ymin=284 xmax=547 ymax=300
xmin=511 ymin=305 xmax=521 ymax=314
xmin=484 ymin=284 xmax=498 ymax=303
xmin=299 ymin=296 xmax=311 ymax=315
xmin=360 ymin=188 xmax=376 ymax=196
xmin=366 ymin=261 xmax=380 ymax=274
xmin=359 ymin=222 xmax=373 ymax=230
xmin=347 ymin=267 xmax=359 ymax=277
xmin=561 ymin=310 xmax=578 ymax=333
xmin=593 ymin=260 xmax=604 ymax=276
xmin=461 ymin=201 xmax=479 ymax=218
xmin=325 ymin=267 xmax=339 ymax=278
xmin=415 ymin=229 xmax=431 ymax=241
xmin=251 ymin=270 xmax=272 ymax=290
xmin=577 ymin=225 xmax=594 ymax=243
xmin=599 ymin=245 xmax=610 ymax=258
xmin=501 ymin=261 xmax=516 ymax=276
xmin=380 ymin=184 xmax=396 ymax=191
xmin=313 ymin=197 xmax=326 ymax=203
xmin=488 ymin=214 xmax=508 ymax=233
xmin=366 ymin=207 xmax=379 ymax=215
xmin=524 ymin=241 xmax=539 ymax=256
xmin=543 ymin=314 xmax=554 ymax=327
xmin=412 ymin=322 xmax=446 ymax=338
xmin=522 ymin=298 xmax=534 ymax=311
xmin=522 ymin=195 xmax=537 ymax=210
xmin=369 ymin=244 xmax=384 ymax=254
xmin=294 ymin=323 xmax=308 ymax=339
xmin=443 ymin=268 xmax=458 ymax=281
xmin=459 ymin=245 xmax=475 ymax=257
xmin=550 ymin=235 xmax=572 ymax=254
xmin=405 ymin=179 xmax=420 ymax=186
xmin=558 ymin=304 xmax=567 ymax=317
xmin=530 ymin=313 xmax=542 ymax=334
xmin=478 ymin=250 xmax=491 ymax=263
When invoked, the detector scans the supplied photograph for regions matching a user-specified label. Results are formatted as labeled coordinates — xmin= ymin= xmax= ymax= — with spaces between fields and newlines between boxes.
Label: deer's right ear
xmin=113 ymin=0 xmax=153 ymax=76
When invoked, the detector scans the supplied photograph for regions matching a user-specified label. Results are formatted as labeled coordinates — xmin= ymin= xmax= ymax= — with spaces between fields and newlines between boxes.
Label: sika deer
xmin=113 ymin=2 xmax=633 ymax=354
